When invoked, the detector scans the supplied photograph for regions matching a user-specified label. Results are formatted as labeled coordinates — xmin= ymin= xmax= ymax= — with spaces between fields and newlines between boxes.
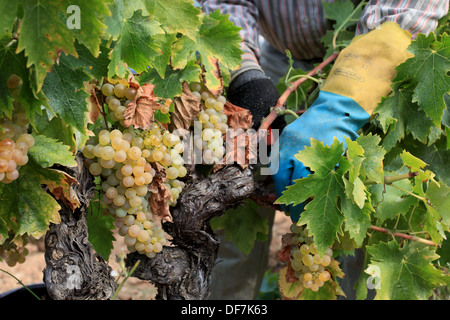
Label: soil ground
xmin=0 ymin=210 xmax=291 ymax=300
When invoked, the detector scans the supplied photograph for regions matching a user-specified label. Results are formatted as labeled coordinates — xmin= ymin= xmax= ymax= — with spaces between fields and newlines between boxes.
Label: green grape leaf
xmin=86 ymin=193 xmax=115 ymax=260
xmin=62 ymin=0 xmax=110 ymax=57
xmin=321 ymin=0 xmax=362 ymax=30
xmin=0 ymin=36 xmax=48 ymax=124
xmin=375 ymin=83 xmax=434 ymax=152
xmin=401 ymin=136 xmax=450 ymax=186
xmin=357 ymin=134 xmax=386 ymax=185
xmin=426 ymin=180 xmax=450 ymax=226
xmin=437 ymin=232 xmax=450 ymax=266
xmin=0 ymin=1 xmax=19 ymax=34
xmin=33 ymin=111 xmax=85 ymax=153
xmin=0 ymin=159 xmax=65 ymax=243
xmin=28 ymin=134 xmax=77 ymax=168
xmin=370 ymin=176 xmax=419 ymax=224
xmin=341 ymin=198 xmax=372 ymax=247
xmin=344 ymin=137 xmax=366 ymax=208
xmin=42 ymin=51 xmax=91 ymax=134
xmin=171 ymin=35 xmax=197 ymax=70
xmin=366 ymin=241 xmax=450 ymax=300
xmin=196 ymin=10 xmax=243 ymax=92
xmin=277 ymin=138 xmax=352 ymax=254
xmin=138 ymin=60 xmax=201 ymax=98
xmin=144 ymin=0 xmax=202 ymax=41
xmin=107 ymin=11 xmax=162 ymax=78
xmin=209 ymin=199 xmax=269 ymax=255
xmin=64 ymin=42 xmax=110 ymax=79
xmin=152 ymin=33 xmax=178 ymax=79
xmin=394 ymin=33 xmax=450 ymax=126
xmin=16 ymin=0 xmax=78 ymax=92
xmin=276 ymin=51 xmax=315 ymax=120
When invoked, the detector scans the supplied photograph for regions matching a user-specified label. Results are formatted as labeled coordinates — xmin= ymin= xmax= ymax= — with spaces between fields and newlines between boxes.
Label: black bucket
xmin=0 ymin=282 xmax=51 ymax=300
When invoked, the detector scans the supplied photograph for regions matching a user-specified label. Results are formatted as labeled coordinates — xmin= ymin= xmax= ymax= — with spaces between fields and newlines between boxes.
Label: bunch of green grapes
xmin=0 ymin=235 xmax=29 ymax=267
xmin=100 ymin=81 xmax=137 ymax=122
xmin=0 ymin=74 xmax=35 ymax=184
xmin=141 ymin=121 xmax=187 ymax=206
xmin=190 ymin=82 xmax=228 ymax=164
xmin=289 ymin=223 xmax=338 ymax=292
xmin=83 ymin=126 xmax=167 ymax=258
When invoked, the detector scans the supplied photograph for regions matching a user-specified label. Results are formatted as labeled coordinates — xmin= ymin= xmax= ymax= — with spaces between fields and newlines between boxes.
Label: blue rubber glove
xmin=272 ymin=91 xmax=370 ymax=222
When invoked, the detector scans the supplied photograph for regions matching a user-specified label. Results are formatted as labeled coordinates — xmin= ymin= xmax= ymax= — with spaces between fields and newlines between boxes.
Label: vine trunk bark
xmin=43 ymin=154 xmax=118 ymax=300
xmin=126 ymin=165 xmax=257 ymax=300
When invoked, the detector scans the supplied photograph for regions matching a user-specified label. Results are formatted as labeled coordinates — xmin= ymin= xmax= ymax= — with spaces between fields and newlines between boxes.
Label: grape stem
xmin=259 ymin=51 xmax=339 ymax=131
xmin=369 ymin=225 xmax=437 ymax=247
xmin=111 ymin=260 xmax=140 ymax=300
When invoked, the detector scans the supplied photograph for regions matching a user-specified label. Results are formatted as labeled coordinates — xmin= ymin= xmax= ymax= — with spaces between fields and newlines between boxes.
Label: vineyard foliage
xmin=0 ymin=0 xmax=449 ymax=301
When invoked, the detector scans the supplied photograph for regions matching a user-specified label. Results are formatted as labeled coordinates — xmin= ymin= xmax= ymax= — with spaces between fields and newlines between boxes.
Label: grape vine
xmin=0 ymin=0 xmax=448 ymax=302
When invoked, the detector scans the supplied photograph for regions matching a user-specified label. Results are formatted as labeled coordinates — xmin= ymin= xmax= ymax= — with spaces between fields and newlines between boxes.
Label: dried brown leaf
xmin=123 ymin=83 xmax=160 ymax=130
xmin=223 ymin=101 xmax=253 ymax=130
xmin=149 ymin=162 xmax=173 ymax=222
xmin=41 ymin=169 xmax=80 ymax=212
xmin=85 ymin=82 xmax=101 ymax=125
xmin=171 ymin=82 xmax=202 ymax=131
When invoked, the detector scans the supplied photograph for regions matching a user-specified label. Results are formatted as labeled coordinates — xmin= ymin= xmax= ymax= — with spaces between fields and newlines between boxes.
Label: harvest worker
xmin=198 ymin=0 xmax=449 ymax=300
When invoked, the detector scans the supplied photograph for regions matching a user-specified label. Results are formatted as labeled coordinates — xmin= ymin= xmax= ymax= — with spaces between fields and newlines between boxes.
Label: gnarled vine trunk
xmin=42 ymin=154 xmax=272 ymax=300
xmin=43 ymin=154 xmax=118 ymax=300
xmin=126 ymin=165 xmax=256 ymax=300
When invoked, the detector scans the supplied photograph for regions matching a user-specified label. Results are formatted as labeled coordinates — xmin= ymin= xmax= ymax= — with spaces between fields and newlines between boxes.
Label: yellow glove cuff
xmin=322 ymin=21 xmax=413 ymax=115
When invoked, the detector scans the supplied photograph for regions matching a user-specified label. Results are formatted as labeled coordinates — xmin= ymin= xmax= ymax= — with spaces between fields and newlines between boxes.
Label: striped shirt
xmin=199 ymin=0 xmax=449 ymax=80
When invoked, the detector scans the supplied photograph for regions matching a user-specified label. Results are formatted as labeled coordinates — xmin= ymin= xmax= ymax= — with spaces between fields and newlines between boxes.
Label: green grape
xmin=101 ymin=83 xmax=114 ymax=96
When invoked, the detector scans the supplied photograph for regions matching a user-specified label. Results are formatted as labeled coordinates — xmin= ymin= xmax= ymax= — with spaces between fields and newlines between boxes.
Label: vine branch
xmin=259 ymin=51 xmax=339 ymax=131
xmin=370 ymin=225 xmax=437 ymax=247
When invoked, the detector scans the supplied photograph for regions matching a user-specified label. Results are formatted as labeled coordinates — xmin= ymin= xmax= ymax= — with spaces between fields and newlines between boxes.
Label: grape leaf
xmin=276 ymin=138 xmax=352 ymax=254
xmin=42 ymin=51 xmax=91 ymax=134
xmin=374 ymin=82 xmax=434 ymax=152
xmin=62 ymin=0 xmax=109 ymax=57
xmin=63 ymin=42 xmax=110 ymax=79
xmin=370 ymin=176 xmax=418 ymax=224
xmin=357 ymin=134 xmax=386 ymax=185
xmin=0 ymin=36 xmax=48 ymax=124
xmin=366 ymin=241 xmax=450 ymax=300
xmin=209 ymin=199 xmax=269 ymax=255
xmin=321 ymin=0 xmax=362 ymax=30
xmin=16 ymin=0 xmax=78 ymax=92
xmin=152 ymin=33 xmax=178 ymax=79
xmin=144 ymin=0 xmax=202 ymax=41
xmin=86 ymin=193 xmax=116 ymax=261
xmin=196 ymin=10 xmax=242 ymax=92
xmin=426 ymin=180 xmax=450 ymax=228
xmin=0 ymin=1 xmax=19 ymax=34
xmin=123 ymin=83 xmax=159 ymax=130
xmin=149 ymin=162 xmax=173 ymax=222
xmin=33 ymin=111 xmax=86 ymax=153
xmin=0 ymin=159 xmax=65 ymax=243
xmin=28 ymin=134 xmax=77 ymax=168
xmin=138 ymin=60 xmax=201 ymax=98
xmin=276 ymin=50 xmax=315 ymax=118
xmin=341 ymin=198 xmax=372 ymax=247
xmin=107 ymin=10 xmax=162 ymax=78
xmin=104 ymin=0 xmax=149 ymax=40
xmin=171 ymin=81 xmax=202 ymax=131
xmin=344 ymin=138 xmax=366 ymax=208
xmin=278 ymin=265 xmax=303 ymax=299
xmin=171 ymin=35 xmax=197 ymax=70
xmin=394 ymin=32 xmax=450 ymax=126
